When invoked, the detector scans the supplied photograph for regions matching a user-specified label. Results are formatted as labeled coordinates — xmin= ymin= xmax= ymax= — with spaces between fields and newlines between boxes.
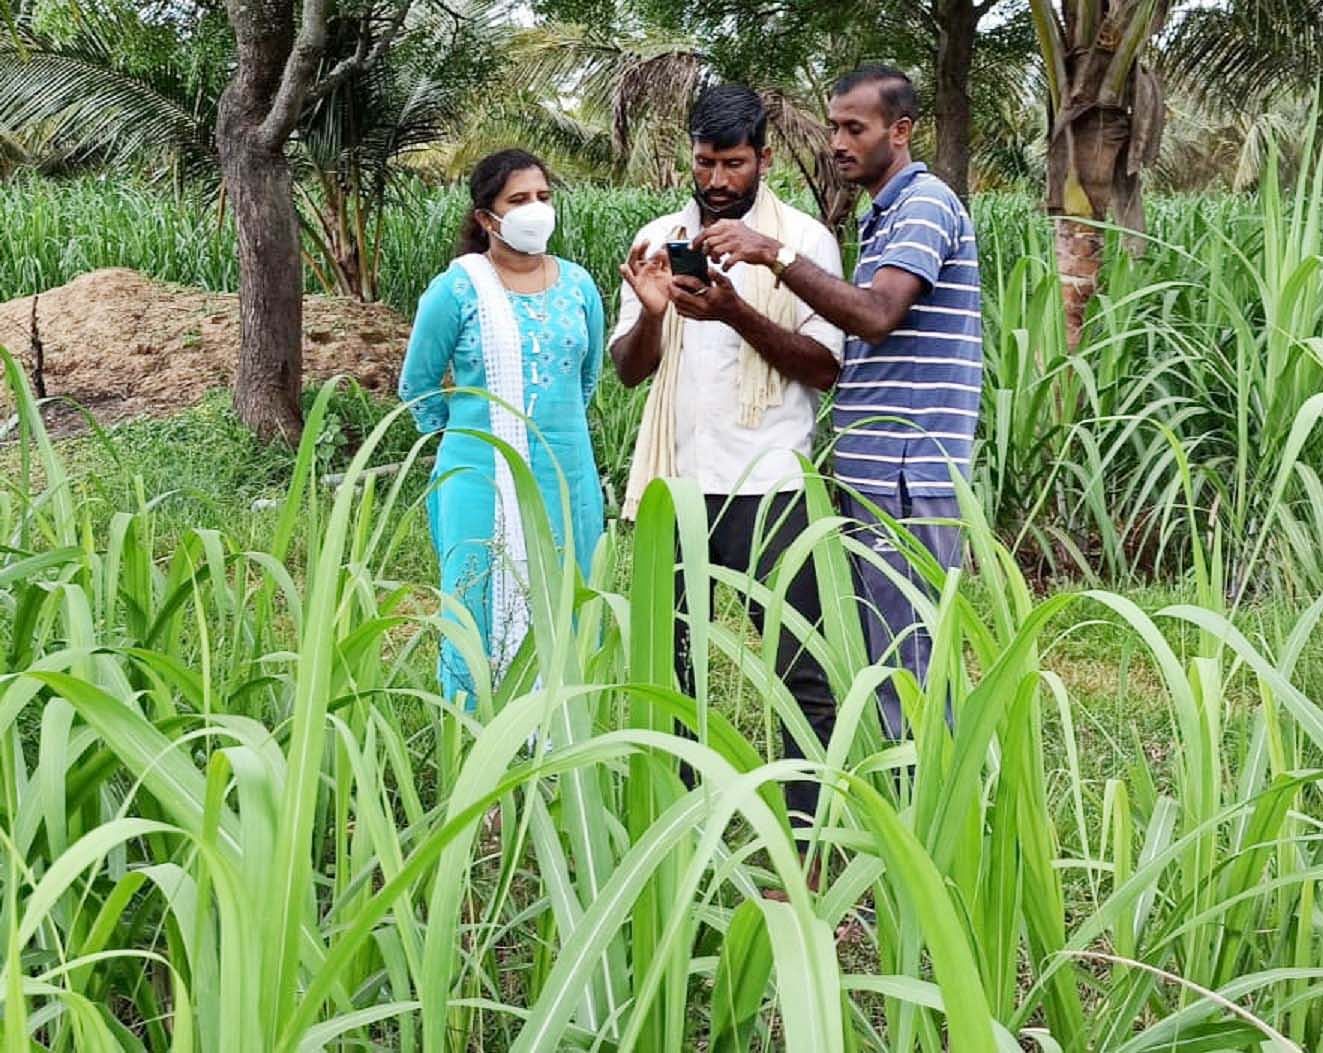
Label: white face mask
xmin=486 ymin=201 xmax=556 ymax=255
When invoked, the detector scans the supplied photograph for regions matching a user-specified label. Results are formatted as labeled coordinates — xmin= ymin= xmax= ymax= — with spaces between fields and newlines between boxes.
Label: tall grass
xmin=5 ymin=162 xmax=1322 ymax=589
xmin=973 ymin=141 xmax=1323 ymax=591
xmin=0 ymin=177 xmax=683 ymax=311
xmin=0 ymin=179 xmax=242 ymax=297
xmin=3 ymin=338 xmax=1323 ymax=1050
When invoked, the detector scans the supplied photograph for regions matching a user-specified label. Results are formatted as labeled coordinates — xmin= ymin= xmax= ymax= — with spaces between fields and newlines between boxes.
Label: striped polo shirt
xmin=834 ymin=162 xmax=982 ymax=498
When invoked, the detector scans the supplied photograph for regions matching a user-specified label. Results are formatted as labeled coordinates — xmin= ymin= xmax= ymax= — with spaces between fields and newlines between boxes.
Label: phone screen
xmin=666 ymin=241 xmax=711 ymax=285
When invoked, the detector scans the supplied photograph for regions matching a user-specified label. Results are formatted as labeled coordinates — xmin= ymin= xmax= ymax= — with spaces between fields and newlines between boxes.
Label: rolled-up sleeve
xmin=398 ymin=274 xmax=459 ymax=434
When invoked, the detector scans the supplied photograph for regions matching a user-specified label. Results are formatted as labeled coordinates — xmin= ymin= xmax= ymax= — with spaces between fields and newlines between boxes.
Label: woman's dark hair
xmin=457 ymin=149 xmax=553 ymax=256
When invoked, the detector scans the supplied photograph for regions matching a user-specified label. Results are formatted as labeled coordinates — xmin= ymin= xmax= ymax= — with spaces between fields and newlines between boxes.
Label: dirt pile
xmin=0 ymin=268 xmax=411 ymax=432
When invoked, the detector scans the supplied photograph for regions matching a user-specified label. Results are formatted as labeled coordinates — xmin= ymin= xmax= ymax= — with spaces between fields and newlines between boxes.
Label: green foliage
xmin=2 ymin=0 xmax=228 ymax=176
xmin=3 ymin=341 xmax=1323 ymax=1050
xmin=0 ymin=174 xmax=688 ymax=308
xmin=0 ymin=177 xmax=235 ymax=296
xmin=0 ymin=0 xmax=506 ymax=300
xmin=6 ymin=170 xmax=1323 ymax=594
xmin=973 ymin=136 xmax=1323 ymax=594
xmin=1162 ymin=0 xmax=1323 ymax=110
xmin=31 ymin=0 xmax=225 ymax=97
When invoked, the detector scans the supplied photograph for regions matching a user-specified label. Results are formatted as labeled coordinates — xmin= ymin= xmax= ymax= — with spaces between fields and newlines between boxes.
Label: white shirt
xmin=610 ymin=197 xmax=845 ymax=496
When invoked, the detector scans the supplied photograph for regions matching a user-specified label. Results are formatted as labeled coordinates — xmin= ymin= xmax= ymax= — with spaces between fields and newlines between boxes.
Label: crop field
xmin=2 ymin=149 xmax=1323 ymax=1050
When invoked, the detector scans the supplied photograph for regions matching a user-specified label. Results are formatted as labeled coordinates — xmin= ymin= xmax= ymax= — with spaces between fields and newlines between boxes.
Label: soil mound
xmin=0 ymin=268 xmax=410 ymax=433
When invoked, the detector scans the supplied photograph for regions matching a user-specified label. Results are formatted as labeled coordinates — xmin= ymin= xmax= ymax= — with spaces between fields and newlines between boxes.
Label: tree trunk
xmin=933 ymin=0 xmax=977 ymax=201
xmin=1047 ymin=95 xmax=1158 ymax=348
xmin=1036 ymin=0 xmax=1167 ymax=349
xmin=217 ymin=0 xmax=305 ymax=443
xmin=219 ymin=117 xmax=306 ymax=442
xmin=1048 ymin=105 xmax=1117 ymax=351
xmin=1054 ymin=217 xmax=1103 ymax=349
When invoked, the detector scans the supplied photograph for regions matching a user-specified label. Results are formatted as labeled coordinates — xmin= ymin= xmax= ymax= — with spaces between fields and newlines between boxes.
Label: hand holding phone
xmin=665 ymin=241 xmax=711 ymax=285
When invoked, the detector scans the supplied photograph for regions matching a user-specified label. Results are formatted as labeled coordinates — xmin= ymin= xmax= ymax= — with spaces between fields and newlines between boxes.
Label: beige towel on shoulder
xmin=622 ymin=184 xmax=801 ymax=520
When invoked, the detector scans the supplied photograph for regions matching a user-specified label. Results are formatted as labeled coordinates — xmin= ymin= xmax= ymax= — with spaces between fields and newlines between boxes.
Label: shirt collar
xmin=862 ymin=161 xmax=929 ymax=224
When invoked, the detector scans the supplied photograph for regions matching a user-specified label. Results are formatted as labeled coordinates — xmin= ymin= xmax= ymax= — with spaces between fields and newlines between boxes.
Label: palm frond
xmin=0 ymin=0 xmax=219 ymax=176
xmin=760 ymin=85 xmax=857 ymax=223
xmin=511 ymin=21 xmax=628 ymax=101
xmin=294 ymin=2 xmax=504 ymax=189
xmin=1231 ymin=95 xmax=1316 ymax=189
xmin=505 ymin=21 xmax=710 ymax=182
xmin=1146 ymin=86 xmax=1314 ymax=191
xmin=0 ymin=44 xmax=212 ymax=173
xmin=1162 ymin=0 xmax=1323 ymax=108
xmin=612 ymin=45 xmax=705 ymax=153
xmin=432 ymin=93 xmax=617 ymax=180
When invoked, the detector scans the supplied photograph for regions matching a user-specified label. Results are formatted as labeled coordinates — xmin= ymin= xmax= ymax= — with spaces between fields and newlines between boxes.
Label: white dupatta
xmin=454 ymin=253 xmax=533 ymax=677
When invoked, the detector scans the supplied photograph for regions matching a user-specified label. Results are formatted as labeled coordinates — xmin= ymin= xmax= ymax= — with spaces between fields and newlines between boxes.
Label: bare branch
xmin=258 ymin=0 xmax=414 ymax=148
xmin=257 ymin=0 xmax=333 ymax=147
xmin=306 ymin=1 xmax=415 ymax=103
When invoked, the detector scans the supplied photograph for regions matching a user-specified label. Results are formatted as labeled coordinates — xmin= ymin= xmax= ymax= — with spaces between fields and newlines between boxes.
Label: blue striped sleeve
xmin=873 ymin=193 xmax=959 ymax=287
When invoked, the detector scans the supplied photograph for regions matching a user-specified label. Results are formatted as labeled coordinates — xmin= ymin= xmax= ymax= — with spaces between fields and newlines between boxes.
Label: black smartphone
xmin=666 ymin=241 xmax=711 ymax=284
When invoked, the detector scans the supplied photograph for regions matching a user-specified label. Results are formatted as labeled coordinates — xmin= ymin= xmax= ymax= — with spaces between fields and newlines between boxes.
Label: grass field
xmin=5 ymin=165 xmax=1322 ymax=589
xmin=5 ymin=357 xmax=1323 ymax=1050
xmin=2 ymin=160 xmax=1323 ymax=1050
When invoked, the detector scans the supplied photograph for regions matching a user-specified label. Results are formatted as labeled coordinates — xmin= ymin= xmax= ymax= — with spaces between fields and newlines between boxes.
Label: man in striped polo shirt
xmin=694 ymin=64 xmax=981 ymax=740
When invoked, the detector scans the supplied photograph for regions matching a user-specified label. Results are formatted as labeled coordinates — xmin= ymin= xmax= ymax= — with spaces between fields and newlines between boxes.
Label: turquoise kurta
xmin=399 ymin=257 xmax=606 ymax=702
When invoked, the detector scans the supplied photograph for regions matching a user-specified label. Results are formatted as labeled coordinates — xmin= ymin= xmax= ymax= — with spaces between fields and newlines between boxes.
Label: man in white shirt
xmin=610 ymin=84 xmax=845 ymax=829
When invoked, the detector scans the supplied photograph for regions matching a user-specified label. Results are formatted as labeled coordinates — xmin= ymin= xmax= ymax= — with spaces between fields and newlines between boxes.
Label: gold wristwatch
xmin=770 ymin=243 xmax=797 ymax=282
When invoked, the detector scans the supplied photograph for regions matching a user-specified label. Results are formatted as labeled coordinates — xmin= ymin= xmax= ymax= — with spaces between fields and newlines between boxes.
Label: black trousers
xmin=674 ymin=492 xmax=837 ymax=827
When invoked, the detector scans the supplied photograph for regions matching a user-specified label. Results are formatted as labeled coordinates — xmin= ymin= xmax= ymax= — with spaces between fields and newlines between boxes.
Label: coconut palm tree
xmin=1151 ymin=88 xmax=1317 ymax=192
xmin=0 ymin=2 xmax=219 ymax=178
xmin=504 ymin=23 xmax=706 ymax=185
xmin=1029 ymin=0 xmax=1168 ymax=347
xmin=291 ymin=5 xmax=501 ymax=299
xmin=1029 ymin=0 xmax=1323 ymax=346
xmin=503 ymin=20 xmax=869 ymax=228
xmin=1157 ymin=0 xmax=1322 ymax=194
xmin=430 ymin=89 xmax=615 ymax=181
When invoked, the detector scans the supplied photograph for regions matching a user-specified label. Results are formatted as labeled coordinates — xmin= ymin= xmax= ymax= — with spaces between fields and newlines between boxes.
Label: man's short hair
xmin=832 ymin=64 xmax=919 ymax=124
xmin=688 ymin=84 xmax=768 ymax=152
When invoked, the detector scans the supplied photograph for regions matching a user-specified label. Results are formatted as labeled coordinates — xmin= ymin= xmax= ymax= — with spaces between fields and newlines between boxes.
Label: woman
xmin=399 ymin=149 xmax=606 ymax=704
